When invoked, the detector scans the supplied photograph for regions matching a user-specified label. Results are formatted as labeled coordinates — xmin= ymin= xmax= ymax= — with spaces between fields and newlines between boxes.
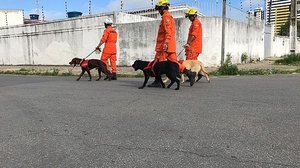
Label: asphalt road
xmin=0 ymin=74 xmax=299 ymax=168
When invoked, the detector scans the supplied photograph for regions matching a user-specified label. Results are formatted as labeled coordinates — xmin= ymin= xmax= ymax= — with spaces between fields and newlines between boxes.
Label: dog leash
xmin=177 ymin=48 xmax=185 ymax=57
xmin=84 ymin=50 xmax=97 ymax=59
xmin=73 ymin=50 xmax=98 ymax=69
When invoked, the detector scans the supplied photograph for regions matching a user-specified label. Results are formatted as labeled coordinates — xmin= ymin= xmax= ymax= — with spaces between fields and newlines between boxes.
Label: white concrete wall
xmin=116 ymin=12 xmax=155 ymax=24
xmin=0 ymin=10 xmax=24 ymax=27
xmin=118 ymin=17 xmax=265 ymax=66
xmin=0 ymin=13 xmax=276 ymax=66
xmin=264 ymin=24 xmax=292 ymax=58
xmin=271 ymin=36 xmax=290 ymax=57
xmin=225 ymin=19 xmax=264 ymax=64
xmin=0 ymin=13 xmax=114 ymax=65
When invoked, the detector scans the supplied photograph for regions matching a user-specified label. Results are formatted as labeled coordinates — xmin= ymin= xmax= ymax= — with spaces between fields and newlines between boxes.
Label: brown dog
xmin=163 ymin=60 xmax=210 ymax=84
xmin=69 ymin=58 xmax=111 ymax=81
xmin=182 ymin=60 xmax=210 ymax=83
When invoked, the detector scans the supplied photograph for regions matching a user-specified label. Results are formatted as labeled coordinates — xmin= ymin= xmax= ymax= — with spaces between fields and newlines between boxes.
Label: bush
xmin=275 ymin=53 xmax=300 ymax=65
xmin=218 ymin=53 xmax=239 ymax=75
xmin=241 ymin=53 xmax=248 ymax=64
xmin=52 ymin=69 xmax=60 ymax=76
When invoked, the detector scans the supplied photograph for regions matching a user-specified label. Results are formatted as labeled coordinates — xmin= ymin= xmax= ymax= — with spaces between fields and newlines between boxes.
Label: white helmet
xmin=104 ymin=18 xmax=113 ymax=25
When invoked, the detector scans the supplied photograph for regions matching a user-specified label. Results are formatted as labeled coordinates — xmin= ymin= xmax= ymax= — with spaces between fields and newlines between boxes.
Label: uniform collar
xmin=192 ymin=17 xmax=198 ymax=23
xmin=162 ymin=11 xmax=170 ymax=18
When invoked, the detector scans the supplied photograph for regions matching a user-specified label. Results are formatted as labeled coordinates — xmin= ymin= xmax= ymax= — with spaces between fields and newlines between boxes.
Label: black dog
xmin=132 ymin=60 xmax=181 ymax=90
xmin=69 ymin=58 xmax=111 ymax=81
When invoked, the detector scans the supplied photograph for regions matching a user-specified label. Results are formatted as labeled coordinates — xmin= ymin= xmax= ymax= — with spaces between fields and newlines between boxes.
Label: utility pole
xmin=290 ymin=0 xmax=297 ymax=53
xmin=221 ymin=0 xmax=226 ymax=65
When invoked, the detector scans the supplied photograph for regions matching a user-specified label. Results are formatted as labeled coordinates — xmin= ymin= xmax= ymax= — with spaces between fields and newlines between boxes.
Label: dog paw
xmin=76 ymin=79 xmax=80 ymax=81
xmin=96 ymin=78 xmax=100 ymax=81
xmin=175 ymin=88 xmax=180 ymax=90
xmin=138 ymin=86 xmax=144 ymax=89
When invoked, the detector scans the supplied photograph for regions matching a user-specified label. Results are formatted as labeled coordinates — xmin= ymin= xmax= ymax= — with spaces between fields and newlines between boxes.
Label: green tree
xmin=278 ymin=20 xmax=300 ymax=37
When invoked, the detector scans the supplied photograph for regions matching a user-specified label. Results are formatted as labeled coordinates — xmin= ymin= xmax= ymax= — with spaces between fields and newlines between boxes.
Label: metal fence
xmin=107 ymin=0 xmax=263 ymax=24
xmin=172 ymin=0 xmax=263 ymax=24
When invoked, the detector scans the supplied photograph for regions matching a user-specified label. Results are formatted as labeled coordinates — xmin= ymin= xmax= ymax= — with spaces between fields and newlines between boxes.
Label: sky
xmin=0 ymin=0 xmax=264 ymax=20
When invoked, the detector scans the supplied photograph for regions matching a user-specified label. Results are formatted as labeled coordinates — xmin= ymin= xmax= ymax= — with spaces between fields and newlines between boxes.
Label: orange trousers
xmin=185 ymin=48 xmax=200 ymax=60
xmin=155 ymin=52 xmax=185 ymax=72
xmin=101 ymin=53 xmax=117 ymax=73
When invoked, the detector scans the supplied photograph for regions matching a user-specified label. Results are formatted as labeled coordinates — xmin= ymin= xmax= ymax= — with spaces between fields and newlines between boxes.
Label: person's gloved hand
xmin=183 ymin=43 xmax=190 ymax=48
xmin=95 ymin=47 xmax=101 ymax=54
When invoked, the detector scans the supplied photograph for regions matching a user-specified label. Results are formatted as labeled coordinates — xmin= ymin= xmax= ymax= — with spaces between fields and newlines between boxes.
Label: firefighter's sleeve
xmin=163 ymin=17 xmax=172 ymax=44
xmin=100 ymin=29 xmax=109 ymax=43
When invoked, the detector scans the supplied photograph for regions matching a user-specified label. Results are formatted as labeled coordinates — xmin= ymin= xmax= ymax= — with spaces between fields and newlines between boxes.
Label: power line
xmin=35 ymin=0 xmax=40 ymax=15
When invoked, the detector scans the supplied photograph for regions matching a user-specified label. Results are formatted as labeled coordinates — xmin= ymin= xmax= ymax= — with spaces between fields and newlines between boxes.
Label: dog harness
xmin=143 ymin=59 xmax=158 ymax=77
xmin=80 ymin=59 xmax=90 ymax=70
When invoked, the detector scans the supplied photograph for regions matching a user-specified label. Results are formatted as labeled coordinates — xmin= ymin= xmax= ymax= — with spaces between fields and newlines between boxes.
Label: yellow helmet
xmin=155 ymin=0 xmax=170 ymax=10
xmin=185 ymin=8 xmax=198 ymax=17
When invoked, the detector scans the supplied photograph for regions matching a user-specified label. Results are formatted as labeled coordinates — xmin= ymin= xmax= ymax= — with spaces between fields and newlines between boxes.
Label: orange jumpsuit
xmin=154 ymin=11 xmax=185 ymax=72
xmin=100 ymin=25 xmax=118 ymax=73
xmin=185 ymin=18 xmax=202 ymax=60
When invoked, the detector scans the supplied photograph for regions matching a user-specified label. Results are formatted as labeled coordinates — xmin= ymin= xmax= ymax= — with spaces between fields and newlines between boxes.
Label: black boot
xmin=111 ymin=73 xmax=117 ymax=80
xmin=148 ymin=80 xmax=162 ymax=88
xmin=183 ymin=69 xmax=196 ymax=86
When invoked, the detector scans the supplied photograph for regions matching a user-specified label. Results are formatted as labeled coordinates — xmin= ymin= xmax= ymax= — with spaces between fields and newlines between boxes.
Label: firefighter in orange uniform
xmin=184 ymin=8 xmax=202 ymax=60
xmin=148 ymin=0 xmax=196 ymax=87
xmin=96 ymin=18 xmax=118 ymax=80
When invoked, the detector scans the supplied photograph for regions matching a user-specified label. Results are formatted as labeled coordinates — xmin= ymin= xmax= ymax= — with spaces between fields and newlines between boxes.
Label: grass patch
xmin=0 ymin=68 xmax=63 ymax=76
xmin=238 ymin=69 xmax=292 ymax=75
xmin=0 ymin=68 xmax=143 ymax=78
xmin=210 ymin=53 xmax=299 ymax=76
xmin=275 ymin=53 xmax=300 ymax=65
xmin=1 ymin=66 xmax=298 ymax=78
xmin=210 ymin=68 xmax=298 ymax=76
xmin=117 ymin=73 xmax=144 ymax=78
